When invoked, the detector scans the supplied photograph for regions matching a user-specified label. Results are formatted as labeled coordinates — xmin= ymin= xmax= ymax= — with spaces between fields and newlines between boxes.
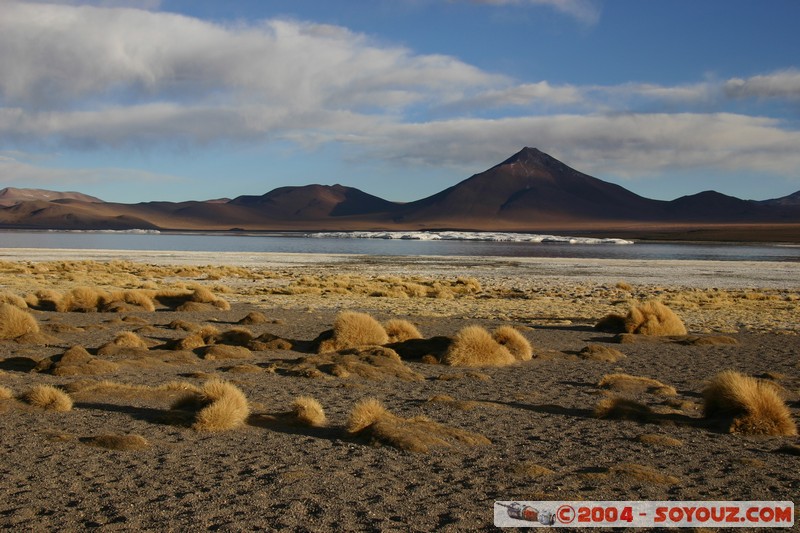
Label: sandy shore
xmin=0 ymin=249 xmax=798 ymax=530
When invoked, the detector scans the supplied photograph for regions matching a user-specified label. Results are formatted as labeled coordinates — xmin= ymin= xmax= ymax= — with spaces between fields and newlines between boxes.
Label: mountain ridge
xmin=1 ymin=148 xmax=798 ymax=241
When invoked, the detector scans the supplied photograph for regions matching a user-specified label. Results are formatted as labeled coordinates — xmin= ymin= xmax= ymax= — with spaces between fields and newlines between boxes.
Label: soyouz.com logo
xmin=494 ymin=501 xmax=795 ymax=528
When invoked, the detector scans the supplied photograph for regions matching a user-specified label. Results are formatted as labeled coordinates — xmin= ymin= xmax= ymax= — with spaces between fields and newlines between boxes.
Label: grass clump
xmin=0 ymin=303 xmax=40 ymax=340
xmin=172 ymin=380 xmax=250 ymax=431
xmin=290 ymin=396 xmax=327 ymax=427
xmin=317 ymin=312 xmax=389 ymax=353
xmin=441 ymin=325 xmax=514 ymax=367
xmin=609 ymin=463 xmax=679 ymax=485
xmin=35 ymin=346 xmax=121 ymax=376
xmin=278 ymin=347 xmax=423 ymax=382
xmin=346 ymin=398 xmax=490 ymax=453
xmin=383 ymin=319 xmax=423 ymax=343
xmin=578 ymin=344 xmax=626 ymax=362
xmin=596 ymin=300 xmax=687 ymax=336
xmin=703 ymin=370 xmax=797 ymax=436
xmin=21 ymin=385 xmax=73 ymax=412
xmin=594 ymin=396 xmax=653 ymax=422
xmin=598 ymin=373 xmax=677 ymax=396
xmin=492 ymin=326 xmax=533 ymax=361
xmin=0 ymin=292 xmax=27 ymax=309
xmin=0 ymin=385 xmax=13 ymax=400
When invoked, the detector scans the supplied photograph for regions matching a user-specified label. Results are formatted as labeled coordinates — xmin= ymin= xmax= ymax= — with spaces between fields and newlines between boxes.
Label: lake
xmin=1 ymin=230 xmax=798 ymax=262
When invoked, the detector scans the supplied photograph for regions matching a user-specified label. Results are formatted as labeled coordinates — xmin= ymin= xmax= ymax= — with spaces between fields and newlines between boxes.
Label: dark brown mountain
xmin=391 ymin=147 xmax=665 ymax=227
xmin=229 ymin=184 xmax=399 ymax=218
xmin=0 ymin=148 xmax=798 ymax=241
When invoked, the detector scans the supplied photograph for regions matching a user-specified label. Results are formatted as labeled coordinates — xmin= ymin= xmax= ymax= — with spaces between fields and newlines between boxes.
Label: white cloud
xmin=724 ymin=70 xmax=800 ymax=100
xmin=1 ymin=1 xmax=799 ymax=188
xmin=353 ymin=113 xmax=800 ymax=178
xmin=469 ymin=0 xmax=600 ymax=25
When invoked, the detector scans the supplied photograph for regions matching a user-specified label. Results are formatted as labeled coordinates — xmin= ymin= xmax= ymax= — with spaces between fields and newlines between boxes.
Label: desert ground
xmin=0 ymin=248 xmax=798 ymax=531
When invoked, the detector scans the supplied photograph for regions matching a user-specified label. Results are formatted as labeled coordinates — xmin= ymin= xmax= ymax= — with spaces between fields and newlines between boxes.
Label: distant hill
xmin=0 ymin=148 xmax=798 ymax=241
xmin=0 ymin=187 xmax=103 ymax=206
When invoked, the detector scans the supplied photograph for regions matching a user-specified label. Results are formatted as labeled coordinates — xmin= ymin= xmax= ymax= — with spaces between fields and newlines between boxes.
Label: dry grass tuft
xmin=172 ymin=379 xmax=250 ymax=431
xmin=594 ymin=396 xmax=653 ymax=422
xmin=249 ymin=332 xmax=293 ymax=351
xmin=598 ymin=373 xmax=677 ymax=396
xmin=578 ymin=344 xmax=626 ymax=362
xmin=625 ymin=300 xmax=687 ymax=335
xmin=383 ymin=319 xmax=423 ymax=343
xmin=636 ymin=433 xmax=683 ymax=447
xmin=514 ymin=461 xmax=556 ymax=478
xmin=61 ymin=286 xmax=107 ymax=312
xmin=84 ymin=434 xmax=150 ymax=451
xmin=238 ymin=311 xmax=269 ymax=325
xmin=0 ymin=385 xmax=14 ymax=400
xmin=441 ymin=325 xmax=514 ymax=367
xmin=35 ymin=345 xmax=121 ymax=376
xmin=0 ymin=292 xmax=28 ymax=309
xmin=97 ymin=331 xmax=150 ymax=356
xmin=290 ymin=396 xmax=327 ymax=427
xmin=200 ymin=345 xmax=253 ymax=360
xmin=278 ymin=347 xmax=423 ymax=382
xmin=596 ymin=300 xmax=687 ymax=336
xmin=346 ymin=397 xmax=490 ymax=453
xmin=211 ymin=328 xmax=254 ymax=347
xmin=167 ymin=320 xmax=201 ymax=331
xmin=703 ymin=370 xmax=797 ymax=436
xmin=0 ymin=303 xmax=40 ymax=340
xmin=492 ymin=326 xmax=533 ymax=361
xmin=21 ymin=385 xmax=73 ymax=411
xmin=317 ymin=312 xmax=389 ymax=353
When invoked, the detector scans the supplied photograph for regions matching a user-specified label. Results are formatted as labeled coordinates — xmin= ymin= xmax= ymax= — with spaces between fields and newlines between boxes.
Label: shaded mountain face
xmin=229 ymin=184 xmax=400 ymax=218
xmin=0 ymin=187 xmax=103 ymax=206
xmin=393 ymin=147 xmax=665 ymax=225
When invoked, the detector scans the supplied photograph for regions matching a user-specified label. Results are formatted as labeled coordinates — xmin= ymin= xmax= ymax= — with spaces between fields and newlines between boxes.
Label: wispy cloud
xmin=468 ymin=0 xmax=601 ymax=25
xmin=724 ymin=69 xmax=800 ymax=100
xmin=1 ymin=1 xmax=799 ymax=187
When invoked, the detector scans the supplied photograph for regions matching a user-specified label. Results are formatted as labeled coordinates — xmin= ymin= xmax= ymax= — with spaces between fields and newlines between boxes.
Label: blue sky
xmin=1 ymin=0 xmax=800 ymax=204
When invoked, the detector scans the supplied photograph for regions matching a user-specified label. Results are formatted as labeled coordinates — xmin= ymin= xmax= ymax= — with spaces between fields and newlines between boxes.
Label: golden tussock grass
xmin=594 ymin=396 xmax=653 ymax=422
xmin=317 ymin=311 xmax=389 ymax=353
xmin=0 ymin=292 xmax=27 ymax=309
xmin=346 ymin=397 xmax=490 ymax=453
xmin=200 ymin=345 xmax=252 ymax=360
xmin=169 ymin=333 xmax=207 ymax=351
xmin=154 ymin=286 xmax=230 ymax=311
xmin=167 ymin=319 xmax=201 ymax=331
xmin=441 ymin=325 xmax=515 ymax=367
xmin=636 ymin=433 xmax=683 ymax=447
xmin=65 ymin=379 xmax=201 ymax=400
xmin=210 ymin=327 xmax=254 ymax=347
xmin=514 ymin=461 xmax=556 ymax=478
xmin=598 ymin=373 xmax=677 ymax=396
xmin=248 ymin=332 xmax=293 ymax=351
xmin=21 ymin=384 xmax=73 ymax=412
xmin=596 ymin=300 xmax=687 ymax=336
xmin=238 ymin=311 xmax=269 ymax=325
xmin=290 ymin=396 xmax=327 ymax=427
xmin=84 ymin=434 xmax=150 ymax=451
xmin=35 ymin=345 xmax=121 ymax=376
xmin=616 ymin=281 xmax=633 ymax=291
xmin=703 ymin=370 xmax=797 ymax=436
xmin=61 ymin=286 xmax=108 ymax=312
xmin=492 ymin=326 xmax=533 ymax=361
xmin=97 ymin=332 xmax=150 ymax=356
xmin=172 ymin=379 xmax=250 ymax=431
xmin=279 ymin=347 xmax=423 ymax=382
xmin=383 ymin=319 xmax=423 ymax=343
xmin=0 ymin=385 xmax=13 ymax=400
xmin=578 ymin=344 xmax=626 ymax=362
xmin=0 ymin=303 xmax=40 ymax=340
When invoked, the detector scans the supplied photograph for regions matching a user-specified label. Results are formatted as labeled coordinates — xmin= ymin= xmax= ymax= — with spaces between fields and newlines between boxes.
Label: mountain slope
xmin=0 ymin=187 xmax=103 ymax=207
xmin=392 ymin=147 xmax=666 ymax=227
